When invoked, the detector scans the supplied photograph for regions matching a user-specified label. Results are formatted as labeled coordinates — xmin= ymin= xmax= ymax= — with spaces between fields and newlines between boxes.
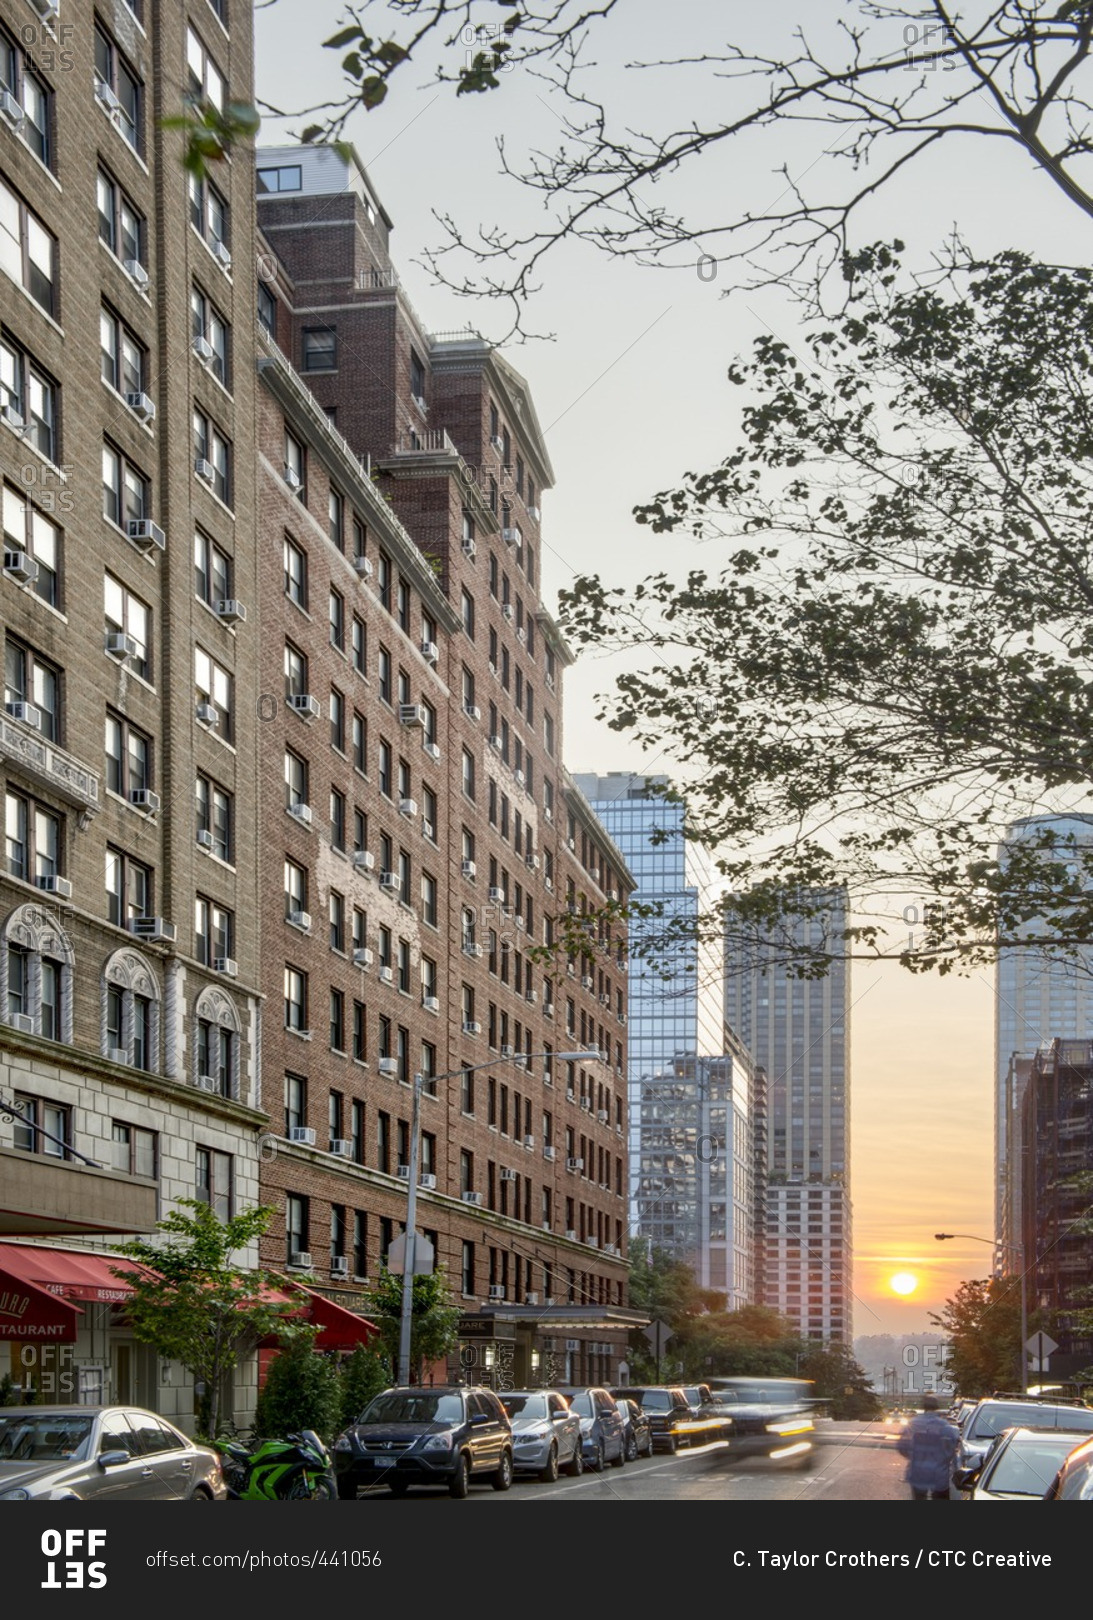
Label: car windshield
xmin=502 ymin=1394 xmax=549 ymax=1420
xmin=986 ymin=1434 xmax=1091 ymax=1496
xmin=567 ymin=1394 xmax=594 ymax=1417
xmin=639 ymin=1391 xmax=673 ymax=1411
xmin=0 ymin=1414 xmax=93 ymax=1462
xmin=362 ymin=1392 xmax=464 ymax=1424
xmin=971 ymin=1403 xmax=1093 ymax=1439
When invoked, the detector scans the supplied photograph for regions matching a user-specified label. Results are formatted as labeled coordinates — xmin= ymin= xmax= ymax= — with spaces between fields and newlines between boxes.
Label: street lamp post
xmin=935 ymin=1232 xmax=1028 ymax=1394
xmin=397 ymin=1049 xmax=601 ymax=1387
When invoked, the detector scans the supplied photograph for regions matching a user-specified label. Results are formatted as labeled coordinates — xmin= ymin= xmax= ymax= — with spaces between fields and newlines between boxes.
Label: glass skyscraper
xmin=574 ymin=773 xmax=758 ymax=1300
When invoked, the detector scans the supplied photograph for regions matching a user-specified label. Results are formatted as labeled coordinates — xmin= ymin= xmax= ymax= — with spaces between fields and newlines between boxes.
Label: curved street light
xmin=398 ymin=1049 xmax=603 ymax=1385
xmin=935 ymin=1232 xmax=1028 ymax=1394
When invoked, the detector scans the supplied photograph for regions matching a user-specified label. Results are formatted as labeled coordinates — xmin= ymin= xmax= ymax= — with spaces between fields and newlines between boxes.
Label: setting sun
xmin=890 ymin=1272 xmax=919 ymax=1296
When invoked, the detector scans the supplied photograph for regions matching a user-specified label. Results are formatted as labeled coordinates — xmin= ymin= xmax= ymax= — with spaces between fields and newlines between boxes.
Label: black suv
xmin=611 ymin=1387 xmax=693 ymax=1453
xmin=333 ymin=1386 xmax=513 ymax=1498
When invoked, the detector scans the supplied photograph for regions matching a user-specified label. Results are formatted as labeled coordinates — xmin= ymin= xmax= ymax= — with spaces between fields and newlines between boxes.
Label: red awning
xmin=0 ymin=1262 xmax=82 ymax=1343
xmin=294 ymin=1284 xmax=378 ymax=1350
xmin=0 ymin=1242 xmax=140 ymax=1305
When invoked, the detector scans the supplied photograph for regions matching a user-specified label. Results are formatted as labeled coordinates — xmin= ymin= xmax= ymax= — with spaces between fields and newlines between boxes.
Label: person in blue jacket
xmin=897 ymin=1391 xmax=959 ymax=1499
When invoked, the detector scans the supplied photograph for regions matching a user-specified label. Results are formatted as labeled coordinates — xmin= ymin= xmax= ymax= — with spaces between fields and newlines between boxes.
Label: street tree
xmin=111 ymin=1200 xmax=298 ymax=1438
xmin=929 ymin=1275 xmax=1022 ymax=1395
xmin=364 ymin=1266 xmax=461 ymax=1384
xmin=252 ymin=1324 xmax=343 ymax=1443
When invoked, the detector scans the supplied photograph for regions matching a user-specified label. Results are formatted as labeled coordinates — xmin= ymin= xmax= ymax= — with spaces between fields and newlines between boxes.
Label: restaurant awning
xmin=0 ymin=1241 xmax=141 ymax=1307
xmin=0 ymin=1262 xmax=82 ymax=1343
xmin=257 ymin=1280 xmax=378 ymax=1350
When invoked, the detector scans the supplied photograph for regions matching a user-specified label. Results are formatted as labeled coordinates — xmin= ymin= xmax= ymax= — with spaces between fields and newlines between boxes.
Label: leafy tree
xmin=111 ymin=1200 xmax=297 ymax=1438
xmin=799 ymin=1343 xmax=883 ymax=1419
xmin=929 ymin=1276 xmax=1023 ymax=1396
xmin=626 ymin=1237 xmax=705 ymax=1323
xmin=364 ymin=1266 xmax=460 ymax=1385
xmin=559 ymin=246 xmax=1093 ymax=971
xmin=338 ymin=1341 xmax=392 ymax=1427
xmin=252 ymin=1326 xmax=344 ymax=1444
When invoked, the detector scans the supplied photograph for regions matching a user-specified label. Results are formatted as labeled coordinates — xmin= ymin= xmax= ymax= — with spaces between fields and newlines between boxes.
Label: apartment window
xmin=5 ymin=635 xmax=58 ymax=741
xmin=376 ymin=552 xmax=391 ymax=612
xmin=111 ymin=1121 xmax=157 ymax=1179
xmin=4 ymin=790 xmax=60 ymax=887
xmin=12 ymin=1094 xmax=69 ymax=1159
xmin=461 ymin=1066 xmax=475 ymax=1116
xmin=396 ymin=578 xmax=410 ymax=633
xmin=195 ymin=647 xmax=233 ymax=738
xmin=378 ymin=647 xmax=392 ymax=704
xmin=462 ymin=747 xmax=475 ymax=801
xmin=1 ymin=336 xmax=56 ymax=461
xmin=195 ymin=1145 xmax=233 ymax=1219
xmin=396 ymin=1024 xmax=410 ymax=1084
xmin=422 ymin=785 xmax=437 ymax=844
xmin=285 ymin=1194 xmax=309 ymax=1264
xmin=194 ymin=896 xmax=233 ymax=966
xmin=330 ymin=1203 xmax=347 ymax=1265
xmin=410 ymin=347 xmax=426 ymax=402
xmin=352 ymin=1000 xmax=366 ymax=1063
xmin=100 ymin=306 xmax=146 ymax=399
xmin=284 ymin=857 xmax=307 ymax=918
xmin=195 ymin=774 xmax=232 ymax=860
xmin=352 ymin=616 xmax=366 ymax=674
xmin=1 ymin=486 xmax=56 ymax=607
xmin=104 ymin=575 xmax=151 ymax=682
xmin=105 ymin=847 xmax=150 ymax=927
xmin=352 ymin=711 xmax=367 ymax=772
xmin=96 ymin=169 xmax=143 ymax=268
xmin=461 ymin=1239 xmax=475 ymax=1295
xmin=188 ymin=171 xmax=229 ymax=259
xmin=329 ymin=488 xmax=344 ymax=551
xmin=194 ymin=530 xmax=232 ymax=607
xmin=284 ymin=750 xmax=308 ymax=814
xmin=257 ymin=280 xmax=276 ymax=336
xmin=330 ymin=788 xmax=346 ymax=851
xmin=283 ymin=535 xmax=307 ymax=605
xmin=105 ymin=713 xmax=150 ymax=800
xmin=193 ymin=408 xmax=231 ymax=504
xmin=0 ymin=30 xmax=50 ymax=165
xmin=284 ymin=966 xmax=307 ymax=1032
xmin=376 ymin=1112 xmax=390 ymax=1176
xmin=397 ymin=936 xmax=411 ymax=994
xmin=329 ymin=889 xmax=345 ymax=953
xmin=351 ymin=1208 xmax=367 ymax=1276
xmin=328 ymin=587 xmax=345 ymax=652
xmin=191 ymin=285 xmax=230 ymax=386
xmin=185 ymin=24 xmax=226 ymax=112
xmin=378 ymin=740 xmax=392 ymax=799
xmin=330 ymin=988 xmax=345 ymax=1051
xmin=95 ymin=23 xmax=142 ymax=151
xmin=302 ymin=326 xmax=337 ymax=370
xmin=421 ymin=871 xmax=438 ymax=928
xmin=461 ymin=588 xmax=475 ymax=639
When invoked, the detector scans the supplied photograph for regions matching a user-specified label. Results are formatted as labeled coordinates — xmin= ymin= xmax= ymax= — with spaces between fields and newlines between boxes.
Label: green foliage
xmin=338 ymin=1341 xmax=391 ymax=1428
xmin=798 ymin=1344 xmax=882 ymax=1419
xmin=0 ymin=1374 xmax=18 ymax=1407
xmin=253 ymin=1327 xmax=343 ymax=1444
xmin=929 ymin=1277 xmax=1023 ymax=1397
xmin=364 ymin=1266 xmax=460 ymax=1384
xmin=111 ymin=1200 xmax=296 ymax=1438
xmin=162 ymin=99 xmax=261 ymax=180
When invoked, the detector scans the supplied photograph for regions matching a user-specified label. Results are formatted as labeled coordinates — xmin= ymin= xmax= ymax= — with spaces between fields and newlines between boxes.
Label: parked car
xmin=615 ymin=1397 xmax=654 ymax=1461
xmin=954 ymin=1424 xmax=1093 ymax=1499
xmin=1043 ymin=1433 xmax=1093 ymax=1499
xmin=498 ymin=1389 xmax=583 ymax=1482
xmin=704 ymin=1377 xmax=817 ymax=1468
xmin=611 ymin=1386 xmax=694 ymax=1453
xmin=954 ymin=1396 xmax=1093 ymax=1478
xmin=557 ymin=1387 xmax=627 ymax=1471
xmin=332 ymin=1386 xmax=513 ymax=1499
xmin=0 ymin=1406 xmax=226 ymax=1501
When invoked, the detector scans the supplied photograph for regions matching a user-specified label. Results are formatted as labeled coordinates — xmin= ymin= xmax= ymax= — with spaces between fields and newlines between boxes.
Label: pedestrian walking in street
xmin=897 ymin=1392 xmax=960 ymax=1499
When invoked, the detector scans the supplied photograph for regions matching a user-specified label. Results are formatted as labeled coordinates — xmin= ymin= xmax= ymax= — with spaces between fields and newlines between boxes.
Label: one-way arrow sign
xmin=1026 ymin=1330 xmax=1059 ymax=1362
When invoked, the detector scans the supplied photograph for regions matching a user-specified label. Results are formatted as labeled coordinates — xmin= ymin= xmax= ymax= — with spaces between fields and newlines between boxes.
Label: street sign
xmin=386 ymin=1232 xmax=435 ymax=1276
xmin=1026 ymin=1331 xmax=1058 ymax=1363
xmin=642 ymin=1320 xmax=673 ymax=1350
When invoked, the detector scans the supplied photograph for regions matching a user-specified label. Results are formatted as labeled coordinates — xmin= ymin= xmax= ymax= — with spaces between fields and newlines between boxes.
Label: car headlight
xmin=0 ymin=1488 xmax=31 ymax=1501
xmin=333 ymin=1435 xmax=353 ymax=1452
xmin=422 ymin=1431 xmax=455 ymax=1453
xmin=516 ymin=1427 xmax=548 ymax=1444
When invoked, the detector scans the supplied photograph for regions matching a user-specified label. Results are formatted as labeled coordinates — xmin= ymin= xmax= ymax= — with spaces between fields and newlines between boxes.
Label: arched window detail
xmin=193 ymin=985 xmax=240 ymax=1100
xmin=102 ymin=948 xmax=161 ymax=1073
xmin=1 ymin=903 xmax=74 ymax=1044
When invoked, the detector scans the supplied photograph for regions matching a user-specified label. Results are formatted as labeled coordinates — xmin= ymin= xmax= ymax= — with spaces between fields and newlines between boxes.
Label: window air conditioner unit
xmin=526 ymin=852 xmax=540 ymax=871
xmin=490 ymin=434 xmax=504 ymax=452
xmin=123 ymin=258 xmax=149 ymax=290
xmin=567 ymin=1157 xmax=583 ymax=1172
xmin=105 ymin=631 xmax=139 ymax=660
xmin=9 ymin=1013 xmax=38 ymax=1035
xmin=396 ymin=1163 xmax=411 ymax=1180
xmin=378 ymin=1057 xmax=399 ymax=1076
xmin=489 ymin=734 xmax=503 ymax=751
xmin=126 ymin=391 xmax=156 ymax=422
xmin=378 ymin=965 xmax=394 ymax=985
xmin=488 ymin=886 xmax=505 ymax=903
xmin=289 ymin=1252 xmax=313 ymax=1269
xmin=399 ymin=798 xmax=417 ymax=819
xmin=462 ymin=1191 xmax=483 ymax=1206
xmin=586 ymin=1236 xmax=598 ymax=1248
xmin=424 ymin=740 xmax=441 ymax=762
xmin=608 ymin=888 xmax=619 ymax=903
xmin=379 ymin=871 xmax=401 ymax=893
xmin=567 ymin=837 xmax=576 ymax=852
xmin=192 ymin=335 xmax=215 ymax=365
xmin=464 ymin=703 xmax=481 ymax=721
xmin=194 ymin=457 xmax=216 ymax=483
xmin=352 ymin=849 xmax=376 ymax=873
xmin=353 ymin=947 xmax=374 ymax=968
xmin=581 ymin=975 xmax=594 ymax=990
xmin=423 ymin=994 xmax=440 ymax=1013
xmin=37 ymin=874 xmax=72 ymax=899
xmin=461 ymin=536 xmax=476 ymax=558
xmin=462 ymin=1020 xmax=481 ymax=1035
xmin=523 ymin=1134 xmax=535 ymax=1150
xmin=420 ymin=639 xmax=438 ymax=665
xmin=211 ymin=238 xmax=233 ymax=271
xmin=597 ymin=1109 xmax=609 ymax=1123
xmin=419 ymin=1173 xmax=437 ymax=1191
xmin=603 ymin=1243 xmax=619 ymax=1257
xmin=580 ymin=1098 xmax=591 ymax=1112
xmin=130 ymin=917 xmax=177 ymax=943
xmin=500 ymin=1044 xmax=514 ymax=1059
xmin=195 ymin=701 xmax=219 ymax=726
xmin=525 ymin=1291 xmax=539 ymax=1306
xmin=290 ymin=1127 xmax=317 ymax=1146
xmin=353 ymin=554 xmax=374 ymax=579
xmin=489 ymin=1284 xmax=505 ymax=1299
xmin=195 ymin=1073 xmax=219 ymax=1092
xmin=107 ymin=1045 xmax=129 ymax=1064
xmin=127 ymin=519 xmax=166 ymax=552
xmin=287 ymin=800 xmax=313 ymax=825
xmin=528 ymin=505 xmax=541 ymax=521
xmin=543 ymin=1145 xmax=556 ymax=1161
xmin=514 ymin=769 xmax=525 ymax=788
xmin=7 ymin=701 xmax=42 ymax=729
xmin=287 ymin=909 xmax=311 ymax=930
xmin=330 ymin=1140 xmax=353 ymax=1158
xmin=216 ymin=599 xmax=246 ymax=625
xmin=400 ymin=703 xmax=427 ymax=729
xmin=461 ymin=859 xmax=477 ymax=879
xmin=502 ymin=528 xmax=521 ymax=548
xmin=565 ymin=1229 xmax=577 ymax=1241
xmin=287 ymin=693 xmax=320 ymax=721
xmin=0 ymin=89 xmax=26 ymax=128
xmin=129 ymin=789 xmax=161 ymax=814
xmin=463 ymin=941 xmax=482 ymax=958
xmin=501 ymin=603 xmax=514 ymax=620
xmin=330 ymin=1255 xmax=350 ymax=1276
xmin=500 ymin=1167 xmax=518 ymax=1183
xmin=95 ymin=79 xmax=122 ymax=115
xmin=3 ymin=550 xmax=38 ymax=585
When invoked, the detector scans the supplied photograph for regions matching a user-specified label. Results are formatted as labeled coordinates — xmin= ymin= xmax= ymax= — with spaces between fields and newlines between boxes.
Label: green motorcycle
xmin=214 ymin=1429 xmax=337 ymax=1499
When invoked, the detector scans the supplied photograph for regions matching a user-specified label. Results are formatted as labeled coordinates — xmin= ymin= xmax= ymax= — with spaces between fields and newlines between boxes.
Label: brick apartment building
xmin=253 ymin=144 xmax=644 ymax=1389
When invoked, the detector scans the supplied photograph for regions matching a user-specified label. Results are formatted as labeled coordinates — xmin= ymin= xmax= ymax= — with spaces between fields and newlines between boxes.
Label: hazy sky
xmin=255 ymin=0 xmax=1091 ymax=1337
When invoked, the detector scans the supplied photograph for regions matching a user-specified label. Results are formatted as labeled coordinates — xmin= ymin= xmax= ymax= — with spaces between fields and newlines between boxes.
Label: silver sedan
xmin=0 ymin=1406 xmax=227 ymax=1501
xmin=499 ymin=1390 xmax=584 ymax=1482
